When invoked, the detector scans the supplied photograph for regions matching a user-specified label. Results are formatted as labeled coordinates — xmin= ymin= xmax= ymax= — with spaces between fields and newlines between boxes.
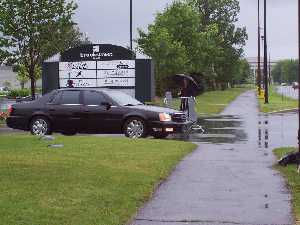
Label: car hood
xmin=128 ymin=105 xmax=181 ymax=114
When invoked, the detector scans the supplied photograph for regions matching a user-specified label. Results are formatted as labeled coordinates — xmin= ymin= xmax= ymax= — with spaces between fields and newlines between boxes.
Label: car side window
xmin=48 ymin=91 xmax=61 ymax=104
xmin=83 ymin=91 xmax=106 ymax=106
xmin=59 ymin=91 xmax=81 ymax=105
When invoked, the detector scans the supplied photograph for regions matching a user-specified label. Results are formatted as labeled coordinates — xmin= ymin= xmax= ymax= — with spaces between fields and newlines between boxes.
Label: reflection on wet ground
xmin=261 ymin=111 xmax=298 ymax=149
xmin=191 ymin=115 xmax=247 ymax=144
xmin=172 ymin=111 xmax=298 ymax=149
xmin=172 ymin=115 xmax=248 ymax=144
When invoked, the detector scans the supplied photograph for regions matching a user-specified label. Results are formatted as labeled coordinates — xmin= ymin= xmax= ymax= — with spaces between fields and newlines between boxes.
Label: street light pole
xmin=130 ymin=0 xmax=133 ymax=50
xmin=264 ymin=0 xmax=269 ymax=104
xmin=258 ymin=0 xmax=262 ymax=95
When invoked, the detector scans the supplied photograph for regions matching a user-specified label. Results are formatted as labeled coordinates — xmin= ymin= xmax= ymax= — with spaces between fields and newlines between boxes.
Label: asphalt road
xmin=131 ymin=90 xmax=294 ymax=225
xmin=276 ymin=86 xmax=298 ymax=99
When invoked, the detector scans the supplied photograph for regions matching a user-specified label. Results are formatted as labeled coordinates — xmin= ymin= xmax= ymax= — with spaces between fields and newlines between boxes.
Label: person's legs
xmin=180 ymin=98 xmax=188 ymax=111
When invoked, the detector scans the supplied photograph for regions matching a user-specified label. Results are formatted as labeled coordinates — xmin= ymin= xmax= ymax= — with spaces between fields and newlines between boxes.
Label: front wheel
xmin=123 ymin=117 xmax=147 ymax=138
xmin=30 ymin=116 xmax=51 ymax=136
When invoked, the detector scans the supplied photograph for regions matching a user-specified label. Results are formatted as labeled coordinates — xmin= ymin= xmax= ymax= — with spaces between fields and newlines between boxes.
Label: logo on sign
xmin=93 ymin=46 xmax=100 ymax=54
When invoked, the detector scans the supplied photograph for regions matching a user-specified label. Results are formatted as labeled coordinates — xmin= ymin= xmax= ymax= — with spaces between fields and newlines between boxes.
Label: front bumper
xmin=148 ymin=120 xmax=193 ymax=134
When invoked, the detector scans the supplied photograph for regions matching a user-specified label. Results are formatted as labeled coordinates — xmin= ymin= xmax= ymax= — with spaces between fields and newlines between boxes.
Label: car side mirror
xmin=101 ymin=102 xmax=111 ymax=110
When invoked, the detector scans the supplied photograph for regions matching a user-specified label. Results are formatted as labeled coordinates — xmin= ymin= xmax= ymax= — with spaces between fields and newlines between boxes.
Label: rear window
xmin=60 ymin=91 xmax=81 ymax=105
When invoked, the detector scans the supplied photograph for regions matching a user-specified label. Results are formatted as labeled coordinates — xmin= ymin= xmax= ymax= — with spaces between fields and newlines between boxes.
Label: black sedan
xmin=6 ymin=89 xmax=191 ymax=138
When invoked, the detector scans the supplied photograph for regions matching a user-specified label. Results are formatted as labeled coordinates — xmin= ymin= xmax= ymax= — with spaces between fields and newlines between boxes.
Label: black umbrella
xmin=173 ymin=74 xmax=204 ymax=96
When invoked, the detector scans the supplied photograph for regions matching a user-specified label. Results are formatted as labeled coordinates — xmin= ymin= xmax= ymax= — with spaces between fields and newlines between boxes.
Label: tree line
xmin=271 ymin=59 xmax=299 ymax=84
xmin=136 ymin=0 xmax=250 ymax=96
xmin=0 ymin=0 xmax=251 ymax=98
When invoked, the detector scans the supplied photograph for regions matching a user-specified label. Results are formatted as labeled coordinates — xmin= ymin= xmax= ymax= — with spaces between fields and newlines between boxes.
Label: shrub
xmin=0 ymin=111 xmax=8 ymax=122
xmin=7 ymin=89 xmax=31 ymax=98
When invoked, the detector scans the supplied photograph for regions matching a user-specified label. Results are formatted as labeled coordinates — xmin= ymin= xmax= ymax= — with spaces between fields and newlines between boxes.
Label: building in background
xmin=246 ymin=57 xmax=278 ymax=85
xmin=0 ymin=66 xmax=18 ymax=88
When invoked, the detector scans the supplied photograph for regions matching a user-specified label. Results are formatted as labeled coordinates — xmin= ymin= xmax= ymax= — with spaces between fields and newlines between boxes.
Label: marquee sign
xmin=61 ymin=44 xmax=135 ymax=62
xmin=59 ymin=60 xmax=135 ymax=88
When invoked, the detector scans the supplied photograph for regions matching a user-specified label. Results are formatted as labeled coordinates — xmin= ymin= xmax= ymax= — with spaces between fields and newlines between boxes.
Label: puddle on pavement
xmin=171 ymin=115 xmax=248 ymax=144
xmin=258 ymin=113 xmax=269 ymax=151
xmin=172 ymin=111 xmax=298 ymax=149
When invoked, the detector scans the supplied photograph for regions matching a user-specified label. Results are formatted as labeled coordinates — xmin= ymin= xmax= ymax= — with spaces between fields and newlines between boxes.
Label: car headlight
xmin=159 ymin=113 xmax=172 ymax=122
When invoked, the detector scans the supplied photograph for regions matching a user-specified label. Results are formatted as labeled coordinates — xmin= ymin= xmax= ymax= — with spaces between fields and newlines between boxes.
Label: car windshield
xmin=104 ymin=90 xmax=143 ymax=106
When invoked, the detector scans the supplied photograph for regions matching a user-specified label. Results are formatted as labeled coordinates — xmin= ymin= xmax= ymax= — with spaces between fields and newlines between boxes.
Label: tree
xmin=138 ymin=26 xmax=189 ymax=95
xmin=16 ymin=65 xmax=29 ymax=89
xmin=232 ymin=59 xmax=251 ymax=85
xmin=137 ymin=0 xmax=248 ymax=94
xmin=0 ymin=0 xmax=77 ymax=99
xmin=137 ymin=1 xmax=220 ymax=95
xmin=42 ymin=25 xmax=92 ymax=60
xmin=272 ymin=59 xmax=299 ymax=84
xmin=187 ymin=0 xmax=248 ymax=88
xmin=16 ymin=64 xmax=41 ymax=89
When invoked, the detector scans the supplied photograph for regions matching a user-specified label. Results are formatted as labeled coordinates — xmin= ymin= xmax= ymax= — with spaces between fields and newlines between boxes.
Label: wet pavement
xmin=131 ymin=90 xmax=295 ymax=225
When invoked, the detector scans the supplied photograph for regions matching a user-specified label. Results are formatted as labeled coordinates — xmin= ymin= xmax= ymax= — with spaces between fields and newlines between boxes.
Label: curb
xmin=265 ymin=108 xmax=298 ymax=114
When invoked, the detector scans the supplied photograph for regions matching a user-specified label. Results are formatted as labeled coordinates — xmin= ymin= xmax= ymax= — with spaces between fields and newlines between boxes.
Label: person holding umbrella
xmin=178 ymin=77 xmax=194 ymax=111
xmin=172 ymin=74 xmax=205 ymax=134
xmin=174 ymin=74 xmax=202 ymax=111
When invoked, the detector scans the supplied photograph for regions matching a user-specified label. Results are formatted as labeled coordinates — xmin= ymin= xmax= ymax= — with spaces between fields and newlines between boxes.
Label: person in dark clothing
xmin=179 ymin=78 xmax=194 ymax=111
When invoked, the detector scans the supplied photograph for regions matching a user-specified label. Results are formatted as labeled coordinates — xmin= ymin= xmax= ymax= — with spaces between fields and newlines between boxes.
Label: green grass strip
xmin=259 ymin=86 xmax=298 ymax=113
xmin=0 ymin=135 xmax=196 ymax=225
xmin=273 ymin=147 xmax=300 ymax=224
xmin=153 ymin=87 xmax=251 ymax=116
xmin=195 ymin=87 xmax=251 ymax=115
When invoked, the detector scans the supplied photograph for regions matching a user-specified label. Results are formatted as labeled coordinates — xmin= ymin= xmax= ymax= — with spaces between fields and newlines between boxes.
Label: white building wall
xmin=0 ymin=66 xmax=19 ymax=88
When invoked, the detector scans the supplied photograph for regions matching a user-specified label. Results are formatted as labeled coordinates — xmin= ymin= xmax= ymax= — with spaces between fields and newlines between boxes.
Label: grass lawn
xmin=0 ymin=135 xmax=196 ymax=225
xmin=195 ymin=87 xmax=251 ymax=115
xmin=154 ymin=87 xmax=251 ymax=115
xmin=259 ymin=86 xmax=298 ymax=113
xmin=273 ymin=147 xmax=300 ymax=224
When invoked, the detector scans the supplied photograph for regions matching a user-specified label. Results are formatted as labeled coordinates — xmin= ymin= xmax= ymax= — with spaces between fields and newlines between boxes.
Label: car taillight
xmin=7 ymin=105 xmax=13 ymax=116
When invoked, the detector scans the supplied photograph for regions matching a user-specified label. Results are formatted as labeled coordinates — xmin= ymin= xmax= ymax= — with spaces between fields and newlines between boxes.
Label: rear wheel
xmin=30 ymin=116 xmax=51 ymax=136
xmin=152 ymin=132 xmax=169 ymax=139
xmin=123 ymin=117 xmax=147 ymax=138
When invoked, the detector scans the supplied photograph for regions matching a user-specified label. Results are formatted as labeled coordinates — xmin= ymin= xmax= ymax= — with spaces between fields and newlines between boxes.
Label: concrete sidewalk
xmin=131 ymin=90 xmax=293 ymax=225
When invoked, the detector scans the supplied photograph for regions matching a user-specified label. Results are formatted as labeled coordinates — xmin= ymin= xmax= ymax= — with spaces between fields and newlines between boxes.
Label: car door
xmin=100 ymin=92 xmax=129 ymax=133
xmin=82 ymin=90 xmax=108 ymax=133
xmin=46 ymin=90 xmax=84 ymax=132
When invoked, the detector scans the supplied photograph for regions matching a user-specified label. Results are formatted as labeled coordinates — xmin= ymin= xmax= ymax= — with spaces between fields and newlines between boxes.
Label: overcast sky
xmin=73 ymin=0 xmax=298 ymax=61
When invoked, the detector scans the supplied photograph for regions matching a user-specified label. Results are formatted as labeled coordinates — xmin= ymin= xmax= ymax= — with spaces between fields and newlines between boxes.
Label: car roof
xmin=59 ymin=88 xmax=111 ymax=92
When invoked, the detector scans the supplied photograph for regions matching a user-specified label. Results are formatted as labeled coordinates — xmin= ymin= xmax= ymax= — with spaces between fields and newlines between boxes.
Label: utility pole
xmin=130 ymin=0 xmax=133 ymax=50
xmin=269 ymin=53 xmax=271 ymax=85
xmin=264 ymin=0 xmax=269 ymax=104
xmin=257 ymin=0 xmax=262 ymax=95
xmin=298 ymin=0 xmax=300 ymax=155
